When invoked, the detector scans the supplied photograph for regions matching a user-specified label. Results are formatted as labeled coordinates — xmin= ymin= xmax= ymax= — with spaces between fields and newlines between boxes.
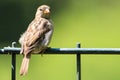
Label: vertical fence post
xmin=12 ymin=53 xmax=16 ymax=80
xmin=76 ymin=43 xmax=81 ymax=80
xmin=11 ymin=42 xmax=16 ymax=80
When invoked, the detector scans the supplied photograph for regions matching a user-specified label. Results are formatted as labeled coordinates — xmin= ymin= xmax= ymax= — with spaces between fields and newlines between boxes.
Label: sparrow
xmin=19 ymin=5 xmax=53 ymax=76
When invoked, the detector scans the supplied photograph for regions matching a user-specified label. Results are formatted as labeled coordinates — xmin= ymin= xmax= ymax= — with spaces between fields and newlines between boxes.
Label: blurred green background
xmin=0 ymin=0 xmax=120 ymax=80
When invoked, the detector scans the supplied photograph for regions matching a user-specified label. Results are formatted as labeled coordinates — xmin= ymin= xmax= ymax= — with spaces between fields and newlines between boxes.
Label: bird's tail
xmin=20 ymin=57 xmax=30 ymax=76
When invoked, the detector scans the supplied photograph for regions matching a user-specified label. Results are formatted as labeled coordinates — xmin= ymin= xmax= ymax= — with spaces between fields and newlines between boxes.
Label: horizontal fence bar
xmin=1 ymin=47 xmax=120 ymax=54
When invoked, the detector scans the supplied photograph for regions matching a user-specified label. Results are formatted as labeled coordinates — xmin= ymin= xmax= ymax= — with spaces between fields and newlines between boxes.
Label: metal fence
xmin=1 ymin=42 xmax=120 ymax=80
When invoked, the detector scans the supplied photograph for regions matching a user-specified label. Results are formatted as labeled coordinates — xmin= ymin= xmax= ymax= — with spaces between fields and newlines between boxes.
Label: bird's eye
xmin=39 ymin=9 xmax=43 ymax=11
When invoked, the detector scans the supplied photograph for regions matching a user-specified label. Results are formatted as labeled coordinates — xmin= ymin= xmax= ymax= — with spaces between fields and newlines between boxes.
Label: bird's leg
xmin=39 ymin=47 xmax=51 ymax=56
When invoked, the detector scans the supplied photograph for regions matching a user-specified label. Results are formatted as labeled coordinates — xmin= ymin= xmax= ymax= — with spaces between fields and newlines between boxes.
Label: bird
xmin=19 ymin=5 xmax=53 ymax=76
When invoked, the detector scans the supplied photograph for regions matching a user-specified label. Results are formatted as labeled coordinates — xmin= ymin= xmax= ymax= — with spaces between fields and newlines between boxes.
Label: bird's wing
xmin=25 ymin=20 xmax=50 ymax=47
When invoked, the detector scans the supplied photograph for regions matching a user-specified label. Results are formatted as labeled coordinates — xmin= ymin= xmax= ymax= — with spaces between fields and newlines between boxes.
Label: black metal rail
xmin=1 ymin=47 xmax=120 ymax=54
xmin=1 ymin=43 xmax=120 ymax=80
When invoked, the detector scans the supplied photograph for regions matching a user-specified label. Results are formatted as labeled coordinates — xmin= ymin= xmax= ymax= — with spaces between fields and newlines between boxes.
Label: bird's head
xmin=35 ymin=5 xmax=50 ymax=19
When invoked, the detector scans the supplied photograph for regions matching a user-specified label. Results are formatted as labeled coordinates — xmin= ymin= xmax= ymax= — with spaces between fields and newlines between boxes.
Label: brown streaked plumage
xmin=19 ymin=5 xmax=53 ymax=76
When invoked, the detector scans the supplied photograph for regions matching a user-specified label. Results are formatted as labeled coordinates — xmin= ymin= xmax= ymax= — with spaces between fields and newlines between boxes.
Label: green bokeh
xmin=0 ymin=0 xmax=120 ymax=80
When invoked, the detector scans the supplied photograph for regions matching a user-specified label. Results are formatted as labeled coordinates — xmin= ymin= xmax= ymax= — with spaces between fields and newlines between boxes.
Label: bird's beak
xmin=44 ymin=9 xmax=50 ymax=14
